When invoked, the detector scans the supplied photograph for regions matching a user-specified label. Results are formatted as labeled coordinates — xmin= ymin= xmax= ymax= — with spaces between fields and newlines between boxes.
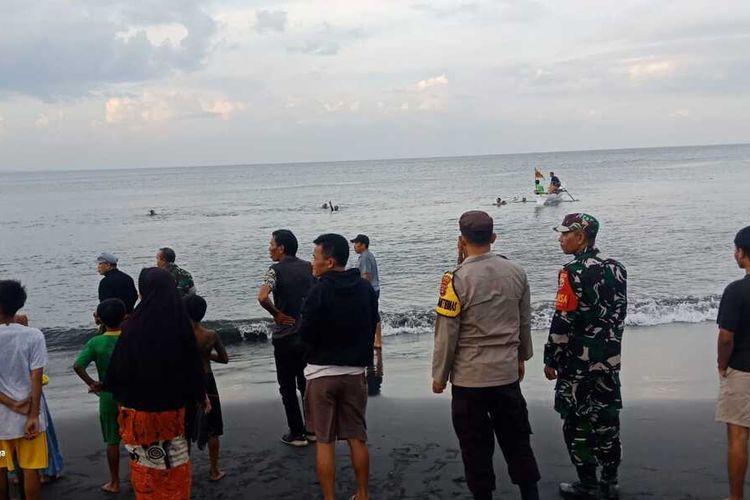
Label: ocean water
xmin=2 ymin=143 xmax=749 ymax=351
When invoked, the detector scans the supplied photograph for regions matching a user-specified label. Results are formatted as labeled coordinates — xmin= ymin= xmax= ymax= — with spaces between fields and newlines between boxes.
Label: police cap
xmin=459 ymin=211 xmax=493 ymax=239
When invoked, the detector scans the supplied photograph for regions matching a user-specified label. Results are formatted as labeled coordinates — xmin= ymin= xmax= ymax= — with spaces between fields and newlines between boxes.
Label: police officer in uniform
xmin=544 ymin=213 xmax=627 ymax=499
xmin=433 ymin=210 xmax=540 ymax=500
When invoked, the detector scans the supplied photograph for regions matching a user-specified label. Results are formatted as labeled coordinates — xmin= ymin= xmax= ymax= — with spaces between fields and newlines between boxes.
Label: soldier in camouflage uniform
xmin=543 ymin=213 xmax=627 ymax=500
xmin=156 ymin=247 xmax=196 ymax=297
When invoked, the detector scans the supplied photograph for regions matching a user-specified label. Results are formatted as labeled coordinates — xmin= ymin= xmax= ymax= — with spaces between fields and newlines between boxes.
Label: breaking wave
xmin=42 ymin=295 xmax=720 ymax=352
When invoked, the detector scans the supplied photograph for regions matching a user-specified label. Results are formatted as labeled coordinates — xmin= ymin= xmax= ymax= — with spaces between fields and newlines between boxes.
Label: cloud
xmin=627 ymin=59 xmax=677 ymax=81
xmin=255 ymin=10 xmax=287 ymax=33
xmin=34 ymin=114 xmax=50 ymax=129
xmin=286 ymin=23 xmax=365 ymax=56
xmin=104 ymin=90 xmax=245 ymax=125
xmin=316 ymin=99 xmax=361 ymax=113
xmin=0 ymin=1 xmax=218 ymax=100
xmin=411 ymin=0 xmax=543 ymax=22
xmin=498 ymin=0 xmax=544 ymax=23
xmin=413 ymin=74 xmax=449 ymax=91
xmin=411 ymin=2 xmax=479 ymax=19
xmin=670 ymin=108 xmax=691 ymax=119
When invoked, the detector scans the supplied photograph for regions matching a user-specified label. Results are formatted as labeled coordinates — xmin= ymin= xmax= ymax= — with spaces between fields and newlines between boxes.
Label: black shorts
xmin=204 ymin=371 xmax=224 ymax=438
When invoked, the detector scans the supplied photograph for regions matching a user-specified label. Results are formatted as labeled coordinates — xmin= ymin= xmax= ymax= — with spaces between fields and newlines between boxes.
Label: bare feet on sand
xmin=210 ymin=471 xmax=227 ymax=482
xmin=101 ymin=482 xmax=120 ymax=494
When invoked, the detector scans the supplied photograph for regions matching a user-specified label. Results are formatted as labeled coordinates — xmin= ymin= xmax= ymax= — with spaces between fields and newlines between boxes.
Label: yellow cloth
xmin=0 ymin=432 xmax=49 ymax=471
xmin=435 ymin=272 xmax=461 ymax=318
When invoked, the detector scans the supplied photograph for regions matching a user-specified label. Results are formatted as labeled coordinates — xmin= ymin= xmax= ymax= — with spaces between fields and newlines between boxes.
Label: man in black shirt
xmin=716 ymin=225 xmax=750 ymax=500
xmin=97 ymin=252 xmax=138 ymax=313
xmin=257 ymin=230 xmax=315 ymax=447
xmin=298 ymin=233 xmax=378 ymax=500
xmin=549 ymin=171 xmax=562 ymax=194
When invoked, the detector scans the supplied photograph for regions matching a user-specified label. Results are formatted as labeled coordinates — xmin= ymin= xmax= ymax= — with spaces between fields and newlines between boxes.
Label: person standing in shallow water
xmin=544 ymin=213 xmax=627 ymax=500
xmin=156 ymin=247 xmax=196 ymax=297
xmin=350 ymin=234 xmax=383 ymax=396
xmin=257 ymin=230 xmax=315 ymax=447
xmin=97 ymin=252 xmax=138 ymax=313
xmin=105 ymin=268 xmax=207 ymax=500
xmin=716 ymin=226 xmax=750 ymax=500
xmin=432 ymin=211 xmax=540 ymax=500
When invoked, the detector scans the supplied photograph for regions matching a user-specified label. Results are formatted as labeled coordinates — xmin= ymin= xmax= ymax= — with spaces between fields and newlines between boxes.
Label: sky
xmin=1 ymin=0 xmax=749 ymax=171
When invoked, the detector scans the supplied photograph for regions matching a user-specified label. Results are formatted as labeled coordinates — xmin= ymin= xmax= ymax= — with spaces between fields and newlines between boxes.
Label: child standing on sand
xmin=184 ymin=295 xmax=228 ymax=482
xmin=73 ymin=298 xmax=126 ymax=494
xmin=0 ymin=280 xmax=48 ymax=500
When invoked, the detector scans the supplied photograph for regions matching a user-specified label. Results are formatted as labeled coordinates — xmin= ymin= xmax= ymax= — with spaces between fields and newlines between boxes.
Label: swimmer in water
xmin=149 ymin=210 xmax=156 ymax=216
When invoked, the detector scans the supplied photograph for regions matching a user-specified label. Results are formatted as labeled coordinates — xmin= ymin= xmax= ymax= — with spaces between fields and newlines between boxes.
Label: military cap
xmin=554 ymin=213 xmax=599 ymax=239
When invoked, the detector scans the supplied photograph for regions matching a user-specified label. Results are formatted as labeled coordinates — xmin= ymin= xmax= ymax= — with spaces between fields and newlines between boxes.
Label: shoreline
xmin=43 ymin=398 xmax=727 ymax=499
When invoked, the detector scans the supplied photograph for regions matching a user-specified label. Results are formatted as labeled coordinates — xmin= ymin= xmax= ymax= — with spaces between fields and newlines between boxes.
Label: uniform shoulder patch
xmin=435 ymin=271 xmax=462 ymax=318
xmin=555 ymin=269 xmax=579 ymax=312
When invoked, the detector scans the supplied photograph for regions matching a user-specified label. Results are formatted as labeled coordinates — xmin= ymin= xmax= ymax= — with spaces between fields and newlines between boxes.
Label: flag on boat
xmin=534 ymin=168 xmax=545 ymax=179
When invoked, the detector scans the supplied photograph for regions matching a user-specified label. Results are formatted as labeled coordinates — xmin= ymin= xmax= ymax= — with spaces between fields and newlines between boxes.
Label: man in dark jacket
xmin=257 ymin=229 xmax=315 ymax=447
xmin=97 ymin=252 xmax=138 ymax=313
xmin=299 ymin=233 xmax=378 ymax=500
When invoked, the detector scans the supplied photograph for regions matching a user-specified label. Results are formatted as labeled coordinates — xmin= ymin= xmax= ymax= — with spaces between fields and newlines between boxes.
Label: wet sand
xmin=40 ymin=322 xmax=729 ymax=499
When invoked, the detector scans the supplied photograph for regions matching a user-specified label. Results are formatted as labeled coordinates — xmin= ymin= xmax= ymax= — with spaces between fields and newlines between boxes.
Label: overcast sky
xmin=1 ymin=0 xmax=749 ymax=171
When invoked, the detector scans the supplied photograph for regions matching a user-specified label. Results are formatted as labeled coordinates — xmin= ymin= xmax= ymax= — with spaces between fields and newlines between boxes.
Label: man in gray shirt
xmin=351 ymin=234 xmax=383 ymax=395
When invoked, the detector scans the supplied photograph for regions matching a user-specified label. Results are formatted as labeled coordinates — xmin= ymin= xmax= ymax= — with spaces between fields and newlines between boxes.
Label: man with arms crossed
xmin=432 ymin=211 xmax=540 ymax=500
xmin=717 ymin=225 xmax=750 ymax=500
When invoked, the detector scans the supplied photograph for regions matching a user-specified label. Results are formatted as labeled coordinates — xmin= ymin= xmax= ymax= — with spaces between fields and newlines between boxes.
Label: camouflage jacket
xmin=167 ymin=263 xmax=196 ymax=297
xmin=544 ymin=248 xmax=627 ymax=377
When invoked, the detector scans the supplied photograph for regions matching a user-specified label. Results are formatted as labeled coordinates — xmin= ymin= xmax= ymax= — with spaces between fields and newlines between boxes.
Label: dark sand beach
xmin=37 ymin=323 xmax=726 ymax=499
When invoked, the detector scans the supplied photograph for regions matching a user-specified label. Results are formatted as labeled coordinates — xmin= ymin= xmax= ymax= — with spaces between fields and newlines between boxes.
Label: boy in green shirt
xmin=73 ymin=298 xmax=125 ymax=494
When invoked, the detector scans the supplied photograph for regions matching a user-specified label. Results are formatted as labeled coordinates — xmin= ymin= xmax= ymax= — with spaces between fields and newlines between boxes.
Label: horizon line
xmin=2 ymin=140 xmax=748 ymax=175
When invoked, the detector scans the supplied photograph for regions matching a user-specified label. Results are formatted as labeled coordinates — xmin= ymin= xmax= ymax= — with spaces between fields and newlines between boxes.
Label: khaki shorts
xmin=716 ymin=367 xmax=750 ymax=427
xmin=0 ymin=433 xmax=49 ymax=471
xmin=305 ymin=374 xmax=368 ymax=444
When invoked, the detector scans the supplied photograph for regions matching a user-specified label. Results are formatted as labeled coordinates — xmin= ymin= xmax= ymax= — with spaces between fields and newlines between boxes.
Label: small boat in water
xmin=536 ymin=191 xmax=566 ymax=206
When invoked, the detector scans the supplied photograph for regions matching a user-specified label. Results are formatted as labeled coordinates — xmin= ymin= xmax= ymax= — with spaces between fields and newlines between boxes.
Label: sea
xmin=2 ymin=144 xmax=749 ymax=413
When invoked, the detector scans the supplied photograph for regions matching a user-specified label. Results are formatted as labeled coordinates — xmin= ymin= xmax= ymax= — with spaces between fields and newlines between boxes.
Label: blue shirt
xmin=357 ymin=250 xmax=380 ymax=292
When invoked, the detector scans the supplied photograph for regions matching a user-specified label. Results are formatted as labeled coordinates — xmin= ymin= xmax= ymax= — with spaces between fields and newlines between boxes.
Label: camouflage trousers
xmin=555 ymin=373 xmax=622 ymax=476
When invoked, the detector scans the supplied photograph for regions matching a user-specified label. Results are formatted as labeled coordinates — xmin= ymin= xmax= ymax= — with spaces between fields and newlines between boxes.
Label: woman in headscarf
xmin=106 ymin=267 xmax=206 ymax=499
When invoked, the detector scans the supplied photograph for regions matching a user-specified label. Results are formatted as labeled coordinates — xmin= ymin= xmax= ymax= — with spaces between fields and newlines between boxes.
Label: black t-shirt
xmin=266 ymin=256 xmax=314 ymax=340
xmin=718 ymin=275 xmax=750 ymax=371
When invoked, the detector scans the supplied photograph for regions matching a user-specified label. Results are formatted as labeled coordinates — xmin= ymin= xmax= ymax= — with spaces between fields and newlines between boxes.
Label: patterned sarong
xmin=119 ymin=407 xmax=191 ymax=499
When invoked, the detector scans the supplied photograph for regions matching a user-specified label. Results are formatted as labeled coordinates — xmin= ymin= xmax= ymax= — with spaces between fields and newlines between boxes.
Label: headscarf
xmin=105 ymin=267 xmax=204 ymax=412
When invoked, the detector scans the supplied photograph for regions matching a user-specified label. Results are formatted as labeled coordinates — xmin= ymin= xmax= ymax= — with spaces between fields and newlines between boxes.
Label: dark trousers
xmin=273 ymin=337 xmax=307 ymax=436
xmin=452 ymin=382 xmax=541 ymax=499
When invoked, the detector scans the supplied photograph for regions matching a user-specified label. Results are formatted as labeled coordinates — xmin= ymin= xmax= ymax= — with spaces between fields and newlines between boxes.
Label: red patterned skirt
xmin=119 ymin=407 xmax=191 ymax=499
